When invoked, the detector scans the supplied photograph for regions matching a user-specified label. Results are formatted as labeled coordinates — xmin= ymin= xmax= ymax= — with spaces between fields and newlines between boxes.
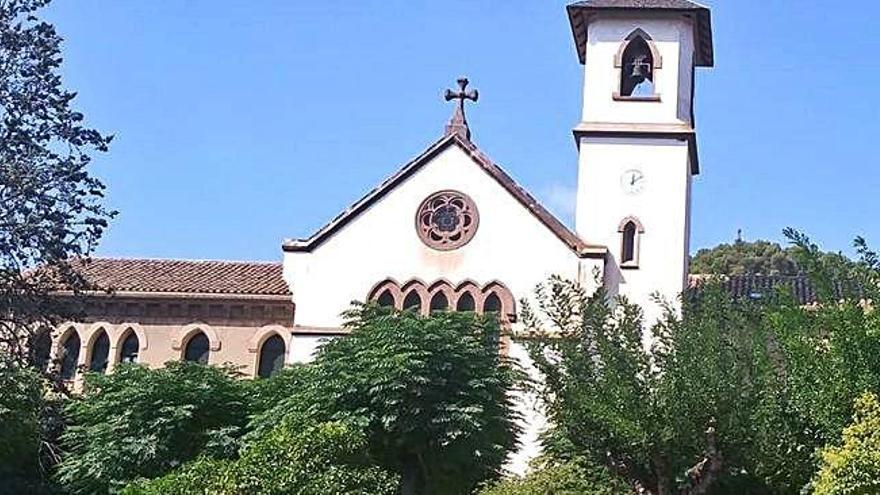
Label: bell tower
xmin=567 ymin=0 xmax=714 ymax=324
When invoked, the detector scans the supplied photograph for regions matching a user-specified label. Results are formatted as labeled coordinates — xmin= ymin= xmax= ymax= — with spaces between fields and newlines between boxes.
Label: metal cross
xmin=445 ymin=77 xmax=479 ymax=111
xmin=444 ymin=77 xmax=478 ymax=140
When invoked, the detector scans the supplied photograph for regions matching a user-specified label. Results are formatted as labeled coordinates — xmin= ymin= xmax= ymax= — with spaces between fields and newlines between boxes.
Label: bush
xmin=811 ymin=392 xmax=880 ymax=495
xmin=123 ymin=420 xmax=398 ymax=495
xmin=478 ymin=460 xmax=630 ymax=495
xmin=56 ymin=362 xmax=250 ymax=493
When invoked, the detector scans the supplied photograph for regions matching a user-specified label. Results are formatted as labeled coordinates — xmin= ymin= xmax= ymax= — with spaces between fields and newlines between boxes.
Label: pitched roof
xmin=567 ymin=0 xmax=714 ymax=67
xmin=689 ymin=274 xmax=858 ymax=306
xmin=282 ymin=133 xmax=607 ymax=259
xmin=70 ymin=258 xmax=290 ymax=296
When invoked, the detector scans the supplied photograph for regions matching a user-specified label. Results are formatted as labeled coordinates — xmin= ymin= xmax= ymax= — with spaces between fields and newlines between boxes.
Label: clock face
xmin=620 ymin=169 xmax=645 ymax=195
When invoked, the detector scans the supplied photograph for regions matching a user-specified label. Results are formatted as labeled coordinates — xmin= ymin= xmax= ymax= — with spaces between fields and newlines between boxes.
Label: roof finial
xmin=444 ymin=77 xmax=478 ymax=141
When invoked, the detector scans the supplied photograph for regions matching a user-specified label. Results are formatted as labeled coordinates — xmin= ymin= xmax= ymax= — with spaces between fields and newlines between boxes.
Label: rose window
xmin=415 ymin=190 xmax=479 ymax=250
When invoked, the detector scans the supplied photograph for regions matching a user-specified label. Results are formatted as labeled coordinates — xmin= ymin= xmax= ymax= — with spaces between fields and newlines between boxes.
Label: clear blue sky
xmin=45 ymin=0 xmax=880 ymax=262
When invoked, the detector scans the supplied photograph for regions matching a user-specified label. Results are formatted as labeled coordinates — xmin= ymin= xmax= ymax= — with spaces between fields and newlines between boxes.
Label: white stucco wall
xmin=284 ymin=143 xmax=599 ymax=332
xmin=582 ymin=15 xmax=695 ymax=125
xmin=575 ymin=136 xmax=692 ymax=329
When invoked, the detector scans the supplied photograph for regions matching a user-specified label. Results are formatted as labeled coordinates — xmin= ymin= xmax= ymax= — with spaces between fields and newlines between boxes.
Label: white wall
xmin=582 ymin=15 xmax=695 ymax=125
xmin=284 ymin=143 xmax=599 ymax=331
xmin=576 ymin=136 xmax=692 ymax=329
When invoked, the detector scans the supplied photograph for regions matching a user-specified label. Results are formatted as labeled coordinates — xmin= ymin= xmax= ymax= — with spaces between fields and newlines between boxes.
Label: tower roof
xmin=567 ymin=0 xmax=714 ymax=67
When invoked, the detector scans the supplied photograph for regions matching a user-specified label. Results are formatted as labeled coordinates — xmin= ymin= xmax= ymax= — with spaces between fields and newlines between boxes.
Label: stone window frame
xmin=54 ymin=324 xmax=83 ymax=380
xmin=618 ymin=216 xmax=645 ymax=269
xmin=367 ymin=278 xmax=516 ymax=322
xmin=415 ymin=190 xmax=480 ymax=251
xmin=84 ymin=326 xmax=111 ymax=374
xmin=114 ymin=324 xmax=148 ymax=368
xmin=613 ymin=28 xmax=663 ymax=102
xmin=173 ymin=324 xmax=221 ymax=364
xmin=248 ymin=325 xmax=291 ymax=378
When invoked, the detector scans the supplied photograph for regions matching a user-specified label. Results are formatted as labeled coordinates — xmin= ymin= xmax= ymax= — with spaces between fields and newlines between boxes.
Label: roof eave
xmin=566 ymin=4 xmax=714 ymax=68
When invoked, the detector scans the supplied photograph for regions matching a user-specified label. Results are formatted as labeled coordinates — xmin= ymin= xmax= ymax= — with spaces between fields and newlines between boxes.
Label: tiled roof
xmin=689 ymin=275 xmax=858 ymax=305
xmin=566 ymin=0 xmax=713 ymax=67
xmin=71 ymin=258 xmax=290 ymax=296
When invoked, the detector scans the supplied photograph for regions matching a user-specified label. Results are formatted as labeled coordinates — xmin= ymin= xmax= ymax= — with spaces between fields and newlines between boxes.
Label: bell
xmin=629 ymin=55 xmax=651 ymax=83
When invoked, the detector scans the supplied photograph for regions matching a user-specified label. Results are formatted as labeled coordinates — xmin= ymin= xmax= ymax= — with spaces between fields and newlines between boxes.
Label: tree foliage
xmin=811 ymin=392 xmax=880 ymax=495
xmin=477 ymin=458 xmax=629 ymax=495
xmin=56 ymin=362 xmax=250 ymax=494
xmin=249 ymin=306 xmax=524 ymax=495
xmin=0 ymin=0 xmax=114 ymax=365
xmin=690 ymin=238 xmax=852 ymax=277
xmin=523 ymin=231 xmax=880 ymax=494
xmin=123 ymin=420 xmax=399 ymax=495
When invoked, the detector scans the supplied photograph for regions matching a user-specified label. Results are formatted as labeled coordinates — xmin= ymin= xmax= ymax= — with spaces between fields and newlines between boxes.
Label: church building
xmin=38 ymin=0 xmax=734 ymax=472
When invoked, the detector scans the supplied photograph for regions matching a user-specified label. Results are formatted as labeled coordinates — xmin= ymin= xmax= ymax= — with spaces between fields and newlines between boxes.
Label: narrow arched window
xmin=257 ymin=334 xmax=285 ymax=378
xmin=184 ymin=332 xmax=210 ymax=364
xmin=376 ymin=289 xmax=395 ymax=308
xmin=119 ymin=331 xmax=140 ymax=364
xmin=430 ymin=292 xmax=449 ymax=313
xmin=484 ymin=293 xmax=502 ymax=314
xmin=456 ymin=293 xmax=476 ymax=312
xmin=89 ymin=331 xmax=110 ymax=373
xmin=403 ymin=291 xmax=422 ymax=312
xmin=60 ymin=332 xmax=81 ymax=380
xmin=620 ymin=36 xmax=655 ymax=97
xmin=622 ymin=222 xmax=637 ymax=264
xmin=31 ymin=329 xmax=52 ymax=371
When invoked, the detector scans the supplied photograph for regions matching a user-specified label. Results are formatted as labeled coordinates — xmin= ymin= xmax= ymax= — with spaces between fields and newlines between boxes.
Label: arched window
xmin=257 ymin=334 xmax=285 ymax=378
xmin=619 ymin=217 xmax=643 ymax=268
xmin=60 ymin=332 xmax=81 ymax=380
xmin=376 ymin=289 xmax=395 ymax=308
xmin=616 ymin=31 xmax=661 ymax=99
xmin=31 ymin=329 xmax=52 ymax=371
xmin=456 ymin=292 xmax=476 ymax=312
xmin=403 ymin=291 xmax=422 ymax=312
xmin=483 ymin=293 xmax=502 ymax=313
xmin=89 ymin=331 xmax=110 ymax=373
xmin=119 ymin=331 xmax=140 ymax=364
xmin=430 ymin=292 xmax=449 ymax=312
xmin=184 ymin=332 xmax=210 ymax=364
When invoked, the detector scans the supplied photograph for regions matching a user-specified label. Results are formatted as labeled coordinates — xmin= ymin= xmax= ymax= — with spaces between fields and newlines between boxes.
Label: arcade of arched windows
xmin=367 ymin=279 xmax=517 ymax=323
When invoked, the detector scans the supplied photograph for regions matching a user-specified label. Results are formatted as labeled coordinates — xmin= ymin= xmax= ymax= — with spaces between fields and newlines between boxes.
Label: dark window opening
xmin=403 ymin=291 xmax=422 ymax=312
xmin=60 ymin=332 xmax=80 ymax=380
xmin=376 ymin=289 xmax=395 ymax=308
xmin=622 ymin=222 xmax=637 ymax=264
xmin=484 ymin=293 xmax=502 ymax=313
xmin=89 ymin=331 xmax=110 ymax=373
xmin=120 ymin=331 xmax=140 ymax=364
xmin=430 ymin=292 xmax=449 ymax=312
xmin=620 ymin=37 xmax=654 ymax=97
xmin=257 ymin=334 xmax=285 ymax=378
xmin=184 ymin=332 xmax=210 ymax=364
xmin=32 ymin=329 xmax=52 ymax=371
xmin=456 ymin=293 xmax=476 ymax=311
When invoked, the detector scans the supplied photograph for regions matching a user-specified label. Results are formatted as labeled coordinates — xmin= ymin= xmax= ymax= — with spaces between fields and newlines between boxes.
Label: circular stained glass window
xmin=415 ymin=190 xmax=479 ymax=251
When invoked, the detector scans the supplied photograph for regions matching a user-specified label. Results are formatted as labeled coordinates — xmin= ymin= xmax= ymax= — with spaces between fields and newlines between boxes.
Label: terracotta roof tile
xmin=71 ymin=258 xmax=290 ymax=296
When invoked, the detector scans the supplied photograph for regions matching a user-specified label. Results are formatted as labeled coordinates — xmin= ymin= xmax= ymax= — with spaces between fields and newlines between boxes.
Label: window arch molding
xmin=482 ymin=280 xmax=517 ymax=321
xmin=84 ymin=326 xmax=112 ymax=374
xmin=172 ymin=324 xmax=221 ymax=353
xmin=367 ymin=278 xmax=403 ymax=308
xmin=111 ymin=323 xmax=149 ymax=353
xmin=453 ymin=280 xmax=481 ymax=312
xmin=248 ymin=325 xmax=290 ymax=378
xmin=400 ymin=279 xmax=431 ymax=315
xmin=618 ymin=216 xmax=645 ymax=268
xmin=614 ymin=29 xmax=663 ymax=70
xmin=54 ymin=324 xmax=83 ymax=379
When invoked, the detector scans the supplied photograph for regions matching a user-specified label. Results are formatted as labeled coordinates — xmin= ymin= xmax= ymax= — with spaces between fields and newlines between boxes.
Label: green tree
xmin=250 ymin=307 xmax=523 ymax=495
xmin=522 ymin=277 xmax=767 ymax=495
xmin=56 ymin=362 xmax=250 ymax=494
xmin=123 ymin=420 xmax=399 ymax=495
xmin=811 ymin=392 xmax=880 ymax=495
xmin=477 ymin=458 xmax=629 ymax=495
xmin=0 ymin=0 xmax=114 ymax=366
xmin=690 ymin=238 xmax=853 ymax=277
